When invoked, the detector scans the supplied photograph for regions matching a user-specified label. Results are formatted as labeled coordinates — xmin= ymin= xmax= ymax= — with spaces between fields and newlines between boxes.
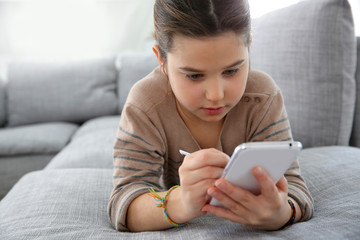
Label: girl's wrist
xmin=163 ymin=186 xmax=190 ymax=225
xmin=168 ymin=186 xmax=206 ymax=223
xmin=279 ymin=199 xmax=296 ymax=230
xmin=288 ymin=197 xmax=302 ymax=223
xmin=149 ymin=186 xmax=193 ymax=226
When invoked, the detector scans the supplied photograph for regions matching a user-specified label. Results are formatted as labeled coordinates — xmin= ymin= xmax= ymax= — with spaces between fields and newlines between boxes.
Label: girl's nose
xmin=205 ymin=78 xmax=224 ymax=102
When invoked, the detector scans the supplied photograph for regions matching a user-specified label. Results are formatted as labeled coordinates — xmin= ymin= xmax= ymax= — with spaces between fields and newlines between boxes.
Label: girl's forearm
xmin=127 ymin=187 xmax=190 ymax=232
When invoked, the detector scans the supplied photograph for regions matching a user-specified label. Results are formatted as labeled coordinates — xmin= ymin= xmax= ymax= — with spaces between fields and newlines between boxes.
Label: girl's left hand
xmin=201 ymin=166 xmax=292 ymax=230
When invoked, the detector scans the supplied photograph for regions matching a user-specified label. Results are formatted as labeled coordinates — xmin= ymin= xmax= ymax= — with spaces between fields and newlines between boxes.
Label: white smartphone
xmin=210 ymin=141 xmax=302 ymax=207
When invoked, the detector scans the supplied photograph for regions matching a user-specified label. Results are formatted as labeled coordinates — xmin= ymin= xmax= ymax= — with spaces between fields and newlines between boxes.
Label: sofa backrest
xmin=116 ymin=52 xmax=158 ymax=113
xmin=350 ymin=38 xmax=360 ymax=147
xmin=250 ymin=0 xmax=357 ymax=148
xmin=6 ymin=57 xmax=118 ymax=127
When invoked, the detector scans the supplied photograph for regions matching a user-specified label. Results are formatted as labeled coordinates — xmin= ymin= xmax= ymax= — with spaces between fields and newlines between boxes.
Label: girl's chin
xmin=197 ymin=111 xmax=228 ymax=123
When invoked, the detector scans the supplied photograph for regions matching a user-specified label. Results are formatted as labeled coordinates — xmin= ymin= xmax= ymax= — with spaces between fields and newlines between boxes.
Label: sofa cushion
xmin=117 ymin=52 xmax=158 ymax=113
xmin=250 ymin=0 xmax=356 ymax=148
xmin=45 ymin=116 xmax=119 ymax=169
xmin=0 ymin=77 xmax=6 ymax=127
xmin=7 ymin=57 xmax=118 ymax=127
xmin=0 ymin=154 xmax=54 ymax=198
xmin=350 ymin=37 xmax=360 ymax=147
xmin=70 ymin=115 xmax=120 ymax=140
xmin=0 ymin=122 xmax=78 ymax=156
xmin=1 ymin=146 xmax=360 ymax=239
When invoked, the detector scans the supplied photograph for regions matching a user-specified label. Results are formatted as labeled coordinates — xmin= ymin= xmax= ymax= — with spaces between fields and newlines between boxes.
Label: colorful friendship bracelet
xmin=148 ymin=185 xmax=188 ymax=227
xmin=279 ymin=199 xmax=296 ymax=230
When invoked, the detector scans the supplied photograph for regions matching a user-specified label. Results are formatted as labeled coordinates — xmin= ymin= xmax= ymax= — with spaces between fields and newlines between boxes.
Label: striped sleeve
xmin=107 ymin=103 xmax=165 ymax=231
xmin=249 ymin=89 xmax=314 ymax=222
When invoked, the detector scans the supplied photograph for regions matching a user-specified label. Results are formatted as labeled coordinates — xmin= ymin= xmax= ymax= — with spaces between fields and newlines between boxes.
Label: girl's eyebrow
xmin=178 ymin=59 xmax=245 ymax=73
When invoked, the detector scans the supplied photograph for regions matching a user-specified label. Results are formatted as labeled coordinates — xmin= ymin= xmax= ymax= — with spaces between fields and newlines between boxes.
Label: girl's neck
xmin=189 ymin=119 xmax=225 ymax=149
xmin=176 ymin=102 xmax=225 ymax=149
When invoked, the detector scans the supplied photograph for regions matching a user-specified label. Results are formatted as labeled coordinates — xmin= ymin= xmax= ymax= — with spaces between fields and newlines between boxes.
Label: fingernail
xmin=208 ymin=188 xmax=218 ymax=197
xmin=215 ymin=180 xmax=226 ymax=190
xmin=254 ymin=166 xmax=264 ymax=176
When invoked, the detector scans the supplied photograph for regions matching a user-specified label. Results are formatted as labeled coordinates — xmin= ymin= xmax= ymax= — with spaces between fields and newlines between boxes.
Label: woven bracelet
xmin=279 ymin=199 xmax=296 ymax=230
xmin=148 ymin=185 xmax=188 ymax=227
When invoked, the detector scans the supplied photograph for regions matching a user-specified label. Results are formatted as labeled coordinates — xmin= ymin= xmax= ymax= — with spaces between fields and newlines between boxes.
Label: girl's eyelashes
xmin=186 ymin=73 xmax=203 ymax=81
xmin=223 ymin=68 xmax=239 ymax=76
xmin=185 ymin=68 xmax=239 ymax=80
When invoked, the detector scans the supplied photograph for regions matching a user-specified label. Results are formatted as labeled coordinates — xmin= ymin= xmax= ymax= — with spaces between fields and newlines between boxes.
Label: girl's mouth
xmin=202 ymin=106 xmax=225 ymax=115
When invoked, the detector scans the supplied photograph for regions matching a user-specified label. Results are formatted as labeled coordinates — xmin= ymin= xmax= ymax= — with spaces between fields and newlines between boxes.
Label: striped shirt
xmin=108 ymin=67 xmax=314 ymax=231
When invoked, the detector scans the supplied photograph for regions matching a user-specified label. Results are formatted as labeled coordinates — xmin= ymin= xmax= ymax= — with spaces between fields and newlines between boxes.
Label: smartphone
xmin=210 ymin=141 xmax=302 ymax=207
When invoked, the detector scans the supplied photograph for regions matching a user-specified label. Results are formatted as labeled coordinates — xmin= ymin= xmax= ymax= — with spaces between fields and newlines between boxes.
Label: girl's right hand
xmin=177 ymin=148 xmax=229 ymax=220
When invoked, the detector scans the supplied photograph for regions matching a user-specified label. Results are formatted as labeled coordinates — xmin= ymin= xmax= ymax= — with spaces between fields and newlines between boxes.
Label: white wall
xmin=0 ymin=0 xmax=358 ymax=61
xmin=0 ymin=0 xmax=156 ymax=60
xmin=349 ymin=0 xmax=360 ymax=36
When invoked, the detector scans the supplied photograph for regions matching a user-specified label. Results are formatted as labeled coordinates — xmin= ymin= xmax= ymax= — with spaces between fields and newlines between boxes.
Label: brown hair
xmin=154 ymin=0 xmax=251 ymax=61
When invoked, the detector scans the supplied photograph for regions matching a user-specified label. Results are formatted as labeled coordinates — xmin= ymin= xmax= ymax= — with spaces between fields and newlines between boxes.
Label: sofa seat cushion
xmin=1 ymin=146 xmax=360 ymax=239
xmin=0 ymin=122 xmax=78 ymax=156
xmin=7 ymin=57 xmax=118 ymax=127
xmin=0 ymin=169 xmax=118 ymax=239
xmin=251 ymin=0 xmax=356 ymax=147
xmin=70 ymin=115 xmax=120 ymax=140
xmin=299 ymin=146 xmax=360 ymax=235
xmin=0 ymin=154 xmax=54 ymax=198
xmin=45 ymin=116 xmax=120 ymax=169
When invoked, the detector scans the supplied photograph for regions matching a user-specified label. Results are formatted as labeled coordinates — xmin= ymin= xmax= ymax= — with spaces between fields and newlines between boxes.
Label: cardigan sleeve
xmin=249 ymin=89 xmax=314 ymax=222
xmin=107 ymin=102 xmax=166 ymax=231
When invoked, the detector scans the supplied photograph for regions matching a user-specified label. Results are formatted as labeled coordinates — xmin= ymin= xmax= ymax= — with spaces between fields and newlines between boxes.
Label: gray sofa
xmin=1 ymin=0 xmax=359 ymax=239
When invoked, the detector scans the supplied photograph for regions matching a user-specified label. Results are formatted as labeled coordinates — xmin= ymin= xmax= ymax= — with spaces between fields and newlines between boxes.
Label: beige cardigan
xmin=108 ymin=67 xmax=314 ymax=231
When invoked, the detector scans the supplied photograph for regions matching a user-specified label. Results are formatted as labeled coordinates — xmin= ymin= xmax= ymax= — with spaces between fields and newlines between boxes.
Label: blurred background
xmin=0 ymin=0 xmax=359 ymax=61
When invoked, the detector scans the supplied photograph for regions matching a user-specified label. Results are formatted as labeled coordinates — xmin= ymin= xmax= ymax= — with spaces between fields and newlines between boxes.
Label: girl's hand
xmin=202 ymin=166 xmax=293 ymax=230
xmin=177 ymin=148 xmax=229 ymax=221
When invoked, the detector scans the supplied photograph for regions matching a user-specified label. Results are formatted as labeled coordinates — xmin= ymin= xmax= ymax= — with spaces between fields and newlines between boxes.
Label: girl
xmin=108 ymin=0 xmax=313 ymax=232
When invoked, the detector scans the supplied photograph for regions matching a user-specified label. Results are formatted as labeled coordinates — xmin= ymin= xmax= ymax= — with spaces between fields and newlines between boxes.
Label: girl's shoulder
xmin=125 ymin=66 xmax=173 ymax=111
xmin=245 ymin=69 xmax=280 ymax=96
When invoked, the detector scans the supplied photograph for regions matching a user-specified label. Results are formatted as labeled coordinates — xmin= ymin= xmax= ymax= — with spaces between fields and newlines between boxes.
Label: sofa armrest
xmin=350 ymin=37 xmax=360 ymax=147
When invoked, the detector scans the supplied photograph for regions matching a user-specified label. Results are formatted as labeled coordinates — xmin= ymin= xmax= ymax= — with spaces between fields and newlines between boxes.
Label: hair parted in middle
xmin=153 ymin=0 xmax=251 ymax=61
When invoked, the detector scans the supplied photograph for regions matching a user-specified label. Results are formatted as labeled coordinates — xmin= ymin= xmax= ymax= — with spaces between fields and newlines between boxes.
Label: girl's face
xmin=156 ymin=32 xmax=250 ymax=125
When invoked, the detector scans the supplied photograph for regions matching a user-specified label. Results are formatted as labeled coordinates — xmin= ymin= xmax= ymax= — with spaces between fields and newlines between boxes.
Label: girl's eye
xmin=186 ymin=74 xmax=203 ymax=81
xmin=223 ymin=69 xmax=239 ymax=76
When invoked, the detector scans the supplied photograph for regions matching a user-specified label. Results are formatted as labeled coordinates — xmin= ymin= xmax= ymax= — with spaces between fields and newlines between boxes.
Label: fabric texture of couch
xmin=7 ymin=57 xmax=118 ymax=127
xmin=251 ymin=0 xmax=357 ymax=148
xmin=0 ymin=0 xmax=359 ymax=239
xmin=2 ymin=147 xmax=360 ymax=239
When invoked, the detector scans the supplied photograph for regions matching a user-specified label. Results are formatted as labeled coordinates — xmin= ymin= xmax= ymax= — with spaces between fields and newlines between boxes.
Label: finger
xmin=184 ymin=148 xmax=229 ymax=170
xmin=211 ymin=179 xmax=255 ymax=209
xmin=201 ymin=203 xmax=248 ymax=225
xmin=275 ymin=176 xmax=288 ymax=193
xmin=180 ymin=166 xmax=224 ymax=186
xmin=252 ymin=166 xmax=278 ymax=200
xmin=207 ymin=186 xmax=247 ymax=214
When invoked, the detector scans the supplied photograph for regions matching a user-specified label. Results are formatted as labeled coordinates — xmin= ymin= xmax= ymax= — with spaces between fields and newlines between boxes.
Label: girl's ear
xmin=152 ymin=44 xmax=165 ymax=66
